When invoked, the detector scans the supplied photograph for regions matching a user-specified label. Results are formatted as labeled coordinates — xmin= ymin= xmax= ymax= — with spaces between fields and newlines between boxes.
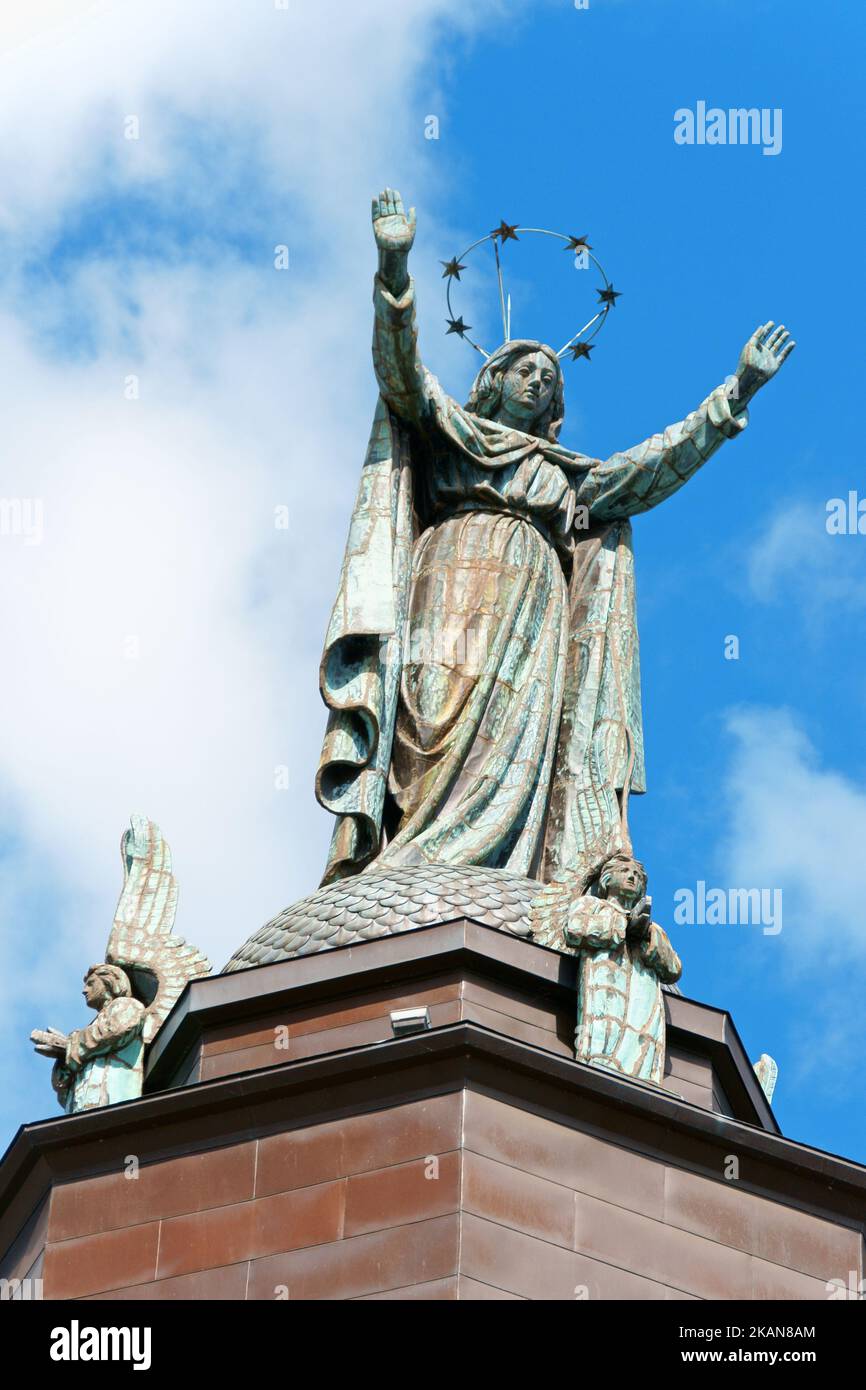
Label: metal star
xmin=570 ymin=341 xmax=595 ymax=361
xmin=440 ymin=257 xmax=467 ymax=281
xmin=564 ymin=234 xmax=592 ymax=253
xmin=597 ymin=285 xmax=622 ymax=307
xmin=490 ymin=220 xmax=519 ymax=243
xmin=446 ymin=316 xmax=471 ymax=337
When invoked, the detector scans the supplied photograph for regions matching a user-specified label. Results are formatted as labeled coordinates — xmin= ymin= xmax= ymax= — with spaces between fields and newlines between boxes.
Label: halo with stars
xmin=441 ymin=220 xmax=621 ymax=363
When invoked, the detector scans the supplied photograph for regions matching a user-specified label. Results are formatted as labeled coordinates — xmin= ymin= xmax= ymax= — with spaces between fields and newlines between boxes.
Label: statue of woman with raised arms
xmin=315 ymin=189 xmax=794 ymax=888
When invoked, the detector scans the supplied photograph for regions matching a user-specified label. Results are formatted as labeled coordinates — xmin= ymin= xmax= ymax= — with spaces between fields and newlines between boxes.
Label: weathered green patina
xmin=535 ymin=852 xmax=681 ymax=1084
xmin=305 ymin=187 xmax=794 ymax=1087
xmin=31 ymin=815 xmax=210 ymax=1113
xmin=316 ymin=189 xmax=794 ymax=886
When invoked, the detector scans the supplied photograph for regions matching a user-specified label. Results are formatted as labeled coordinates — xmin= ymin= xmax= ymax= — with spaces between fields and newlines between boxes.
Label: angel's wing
xmin=753 ymin=1053 xmax=779 ymax=1104
xmin=106 ymin=814 xmax=211 ymax=1042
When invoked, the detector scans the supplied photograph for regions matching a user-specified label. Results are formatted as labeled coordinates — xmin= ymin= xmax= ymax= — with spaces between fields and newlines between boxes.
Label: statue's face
xmin=497 ymin=350 xmax=557 ymax=425
xmin=82 ymin=971 xmax=108 ymax=1010
xmin=602 ymin=859 xmax=645 ymax=907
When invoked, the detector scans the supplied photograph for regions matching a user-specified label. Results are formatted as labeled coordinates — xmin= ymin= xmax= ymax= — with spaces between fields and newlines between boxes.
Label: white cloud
xmin=719 ymin=706 xmax=866 ymax=1090
xmin=0 ymin=0 xmax=508 ymax=1130
xmin=721 ymin=708 xmax=866 ymax=954
xmin=747 ymin=500 xmax=866 ymax=613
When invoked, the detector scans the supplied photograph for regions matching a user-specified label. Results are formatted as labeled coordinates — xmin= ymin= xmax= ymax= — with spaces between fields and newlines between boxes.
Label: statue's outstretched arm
xmin=577 ymin=323 xmax=794 ymax=522
xmin=371 ymin=187 xmax=436 ymax=426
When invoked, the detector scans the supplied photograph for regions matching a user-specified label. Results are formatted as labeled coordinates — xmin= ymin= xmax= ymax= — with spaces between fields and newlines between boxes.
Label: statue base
xmin=224 ymin=864 xmax=539 ymax=969
xmin=2 ymin=917 xmax=863 ymax=1300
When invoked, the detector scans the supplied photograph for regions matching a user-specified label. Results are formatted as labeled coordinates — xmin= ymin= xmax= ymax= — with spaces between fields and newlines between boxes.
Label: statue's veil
xmin=465 ymin=339 xmax=565 ymax=443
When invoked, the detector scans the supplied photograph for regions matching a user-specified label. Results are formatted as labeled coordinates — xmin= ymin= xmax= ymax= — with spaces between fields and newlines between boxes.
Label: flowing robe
xmin=316 ymin=275 xmax=749 ymax=884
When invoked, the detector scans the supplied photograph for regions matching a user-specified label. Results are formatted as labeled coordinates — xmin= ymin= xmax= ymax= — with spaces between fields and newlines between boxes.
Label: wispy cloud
xmin=0 ymin=0 xmax=504 ymax=1139
xmin=746 ymin=500 xmax=866 ymax=613
xmin=719 ymin=705 xmax=866 ymax=1092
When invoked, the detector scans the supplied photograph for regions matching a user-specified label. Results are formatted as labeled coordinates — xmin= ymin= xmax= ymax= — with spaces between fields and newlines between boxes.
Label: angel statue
xmin=315 ymin=188 xmax=795 ymax=886
xmin=533 ymin=851 xmax=681 ymax=1085
xmin=31 ymin=815 xmax=210 ymax=1113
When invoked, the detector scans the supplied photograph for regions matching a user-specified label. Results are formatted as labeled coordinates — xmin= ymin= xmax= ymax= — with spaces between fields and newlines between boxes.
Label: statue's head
xmin=83 ymin=963 xmax=132 ymax=1011
xmin=596 ymin=853 xmax=647 ymax=908
xmin=466 ymin=340 xmax=564 ymax=442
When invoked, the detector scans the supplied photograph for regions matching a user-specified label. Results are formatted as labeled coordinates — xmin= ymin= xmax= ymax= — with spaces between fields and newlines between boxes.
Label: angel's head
xmin=596 ymin=853 xmax=647 ymax=909
xmin=83 ymin=963 xmax=132 ymax=1011
xmin=466 ymin=340 xmax=564 ymax=442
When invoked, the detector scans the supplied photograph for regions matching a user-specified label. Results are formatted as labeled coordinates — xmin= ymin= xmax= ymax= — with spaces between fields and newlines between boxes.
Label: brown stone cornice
xmin=2 ymin=1015 xmax=865 ymax=1265
xmin=144 ymin=917 xmax=777 ymax=1132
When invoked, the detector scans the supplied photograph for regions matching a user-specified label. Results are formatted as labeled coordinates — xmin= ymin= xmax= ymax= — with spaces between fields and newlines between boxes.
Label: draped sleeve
xmin=564 ymin=897 xmax=628 ymax=952
xmin=639 ymin=921 xmax=683 ymax=984
xmin=577 ymin=385 xmax=748 ymax=521
xmin=64 ymin=997 xmax=145 ymax=1072
xmin=372 ymin=275 xmax=440 ymax=426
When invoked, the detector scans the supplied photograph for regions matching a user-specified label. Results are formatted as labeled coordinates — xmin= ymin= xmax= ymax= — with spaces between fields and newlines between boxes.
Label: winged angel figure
xmin=31 ymin=815 xmax=210 ymax=1113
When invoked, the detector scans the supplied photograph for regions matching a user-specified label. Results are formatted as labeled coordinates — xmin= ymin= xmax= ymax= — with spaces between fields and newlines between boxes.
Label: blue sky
xmin=1 ymin=0 xmax=864 ymax=1166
